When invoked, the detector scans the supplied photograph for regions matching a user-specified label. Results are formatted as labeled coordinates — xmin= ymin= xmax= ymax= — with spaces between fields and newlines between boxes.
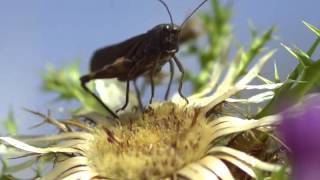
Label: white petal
xmin=198 ymin=156 xmax=235 ymax=180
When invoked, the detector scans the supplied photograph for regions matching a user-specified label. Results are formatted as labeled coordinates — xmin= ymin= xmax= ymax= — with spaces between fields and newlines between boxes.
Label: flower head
xmin=84 ymin=102 xmax=212 ymax=179
xmin=0 ymin=51 xmax=284 ymax=179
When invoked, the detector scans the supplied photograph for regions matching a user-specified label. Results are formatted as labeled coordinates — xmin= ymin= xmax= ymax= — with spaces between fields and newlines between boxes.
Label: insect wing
xmin=90 ymin=33 xmax=147 ymax=72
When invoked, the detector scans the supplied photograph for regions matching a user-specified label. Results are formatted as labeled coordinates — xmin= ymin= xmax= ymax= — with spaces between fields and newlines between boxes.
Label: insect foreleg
xmin=116 ymin=81 xmax=130 ymax=113
xmin=165 ymin=59 xmax=175 ymax=100
xmin=173 ymin=55 xmax=189 ymax=104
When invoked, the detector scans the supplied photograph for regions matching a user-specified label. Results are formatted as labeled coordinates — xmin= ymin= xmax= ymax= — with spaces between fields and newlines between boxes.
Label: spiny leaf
xmin=289 ymin=60 xmax=320 ymax=98
xmin=306 ymin=37 xmax=320 ymax=57
xmin=281 ymin=43 xmax=313 ymax=66
xmin=303 ymin=21 xmax=320 ymax=56
xmin=187 ymin=0 xmax=232 ymax=92
xmin=303 ymin=21 xmax=320 ymax=37
xmin=274 ymin=62 xmax=280 ymax=83
xmin=257 ymin=75 xmax=273 ymax=84
xmin=236 ymin=26 xmax=275 ymax=79
xmin=3 ymin=110 xmax=17 ymax=136
xmin=257 ymin=37 xmax=320 ymax=118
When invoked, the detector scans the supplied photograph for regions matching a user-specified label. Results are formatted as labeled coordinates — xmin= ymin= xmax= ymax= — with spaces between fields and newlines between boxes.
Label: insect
xmin=80 ymin=0 xmax=208 ymax=119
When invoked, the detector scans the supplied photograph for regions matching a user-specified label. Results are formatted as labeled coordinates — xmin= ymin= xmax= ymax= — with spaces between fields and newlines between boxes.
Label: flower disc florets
xmin=85 ymin=102 xmax=213 ymax=179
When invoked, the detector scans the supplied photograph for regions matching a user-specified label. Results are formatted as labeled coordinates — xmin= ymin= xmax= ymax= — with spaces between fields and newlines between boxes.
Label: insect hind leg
xmin=80 ymin=75 xmax=119 ymax=119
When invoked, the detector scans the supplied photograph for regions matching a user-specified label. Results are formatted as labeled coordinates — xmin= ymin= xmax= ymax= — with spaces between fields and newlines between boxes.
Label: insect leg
xmin=80 ymin=75 xmax=119 ymax=119
xmin=116 ymin=80 xmax=130 ymax=113
xmin=165 ymin=58 xmax=175 ymax=100
xmin=149 ymin=70 xmax=155 ymax=104
xmin=133 ymin=79 xmax=143 ymax=111
xmin=173 ymin=55 xmax=189 ymax=104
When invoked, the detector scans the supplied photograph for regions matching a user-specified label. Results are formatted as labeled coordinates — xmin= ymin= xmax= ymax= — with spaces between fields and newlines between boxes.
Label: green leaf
xmin=303 ymin=21 xmax=320 ymax=37
xmin=257 ymin=36 xmax=320 ymax=118
xmin=303 ymin=21 xmax=320 ymax=57
xmin=235 ymin=26 xmax=275 ymax=80
xmin=186 ymin=0 xmax=232 ymax=92
xmin=281 ymin=44 xmax=313 ymax=66
xmin=269 ymin=166 xmax=289 ymax=180
xmin=289 ymin=60 xmax=320 ymax=98
xmin=273 ymin=62 xmax=280 ymax=83
xmin=0 ymin=174 xmax=16 ymax=180
xmin=3 ymin=110 xmax=17 ymax=136
xmin=306 ymin=37 xmax=320 ymax=57
xmin=42 ymin=62 xmax=105 ymax=114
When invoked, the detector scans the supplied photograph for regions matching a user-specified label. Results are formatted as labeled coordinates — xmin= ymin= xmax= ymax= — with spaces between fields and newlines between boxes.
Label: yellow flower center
xmin=85 ymin=102 xmax=214 ymax=180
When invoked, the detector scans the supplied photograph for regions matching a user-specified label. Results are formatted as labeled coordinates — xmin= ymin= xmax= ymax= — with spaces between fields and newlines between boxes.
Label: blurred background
xmin=0 ymin=0 xmax=319 ymax=133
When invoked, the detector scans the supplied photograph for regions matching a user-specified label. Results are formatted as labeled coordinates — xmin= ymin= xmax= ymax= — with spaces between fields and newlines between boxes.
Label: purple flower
xmin=278 ymin=95 xmax=320 ymax=180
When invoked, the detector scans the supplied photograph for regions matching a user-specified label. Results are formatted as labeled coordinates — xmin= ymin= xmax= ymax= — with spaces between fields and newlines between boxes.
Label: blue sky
xmin=0 ymin=0 xmax=319 ymax=133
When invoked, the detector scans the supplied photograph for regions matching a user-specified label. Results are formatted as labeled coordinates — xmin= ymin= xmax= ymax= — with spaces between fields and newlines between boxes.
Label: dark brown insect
xmin=80 ymin=0 xmax=208 ymax=119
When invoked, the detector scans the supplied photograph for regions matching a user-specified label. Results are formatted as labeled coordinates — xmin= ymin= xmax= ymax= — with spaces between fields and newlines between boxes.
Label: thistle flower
xmin=0 ymin=51 xmax=284 ymax=179
xmin=278 ymin=94 xmax=320 ymax=180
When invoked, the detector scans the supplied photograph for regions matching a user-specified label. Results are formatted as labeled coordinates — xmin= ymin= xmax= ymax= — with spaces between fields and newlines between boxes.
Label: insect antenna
xmin=157 ymin=0 xmax=174 ymax=25
xmin=180 ymin=0 xmax=208 ymax=28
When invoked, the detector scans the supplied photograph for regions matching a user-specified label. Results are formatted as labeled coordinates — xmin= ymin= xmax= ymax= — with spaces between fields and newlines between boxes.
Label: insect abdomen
xmin=90 ymin=47 xmax=119 ymax=72
xmin=90 ymin=33 xmax=147 ymax=72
